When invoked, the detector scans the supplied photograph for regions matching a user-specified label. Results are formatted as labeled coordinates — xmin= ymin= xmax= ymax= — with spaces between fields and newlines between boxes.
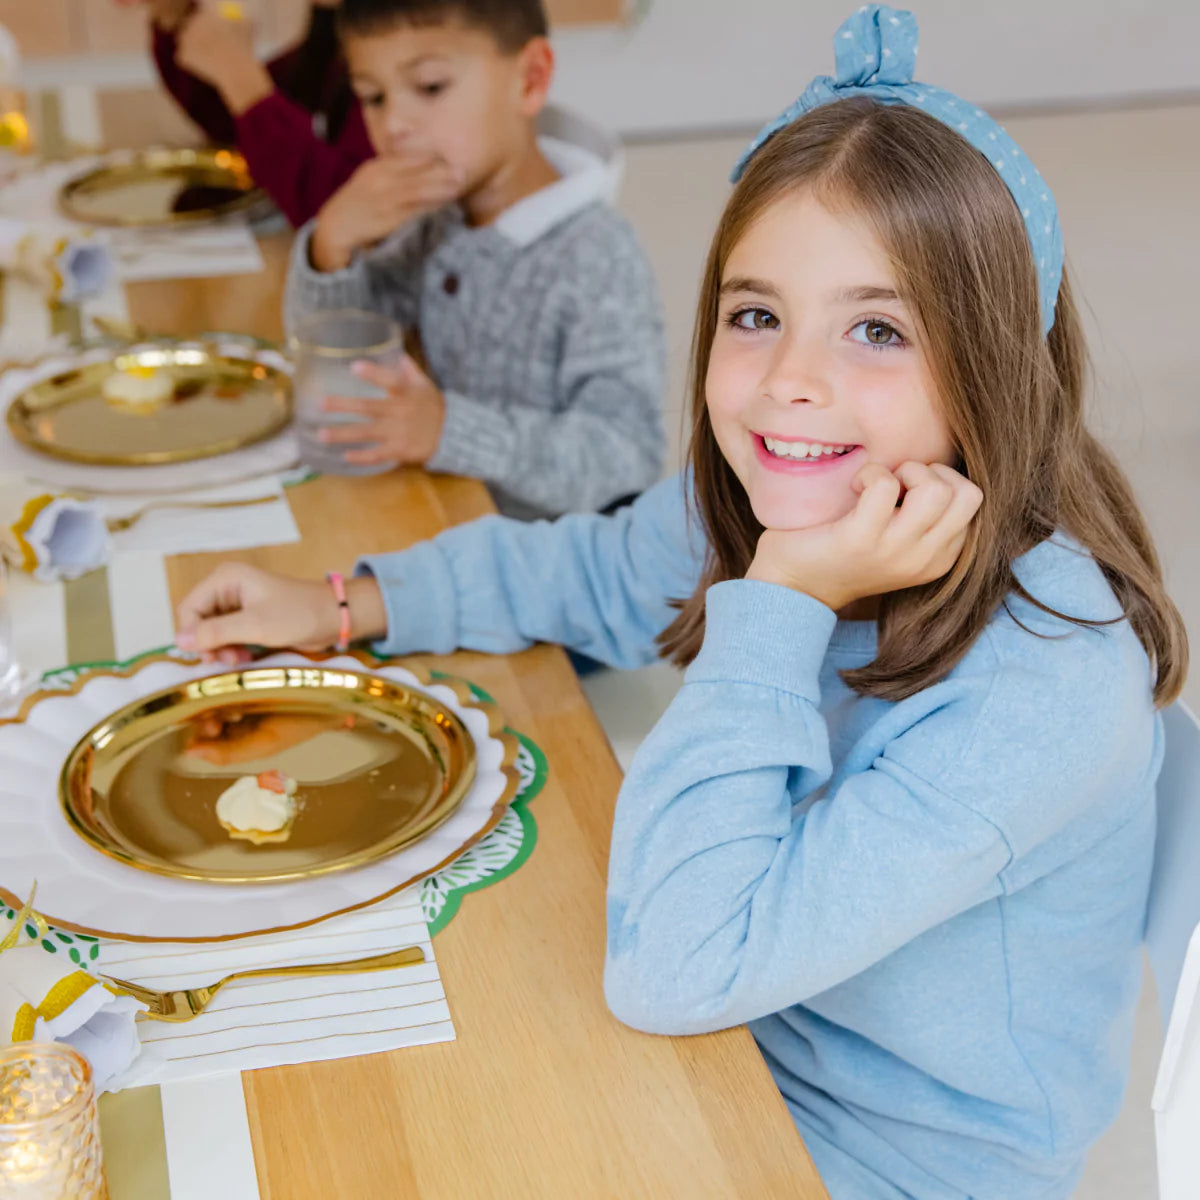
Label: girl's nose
xmin=761 ymin=333 xmax=834 ymax=408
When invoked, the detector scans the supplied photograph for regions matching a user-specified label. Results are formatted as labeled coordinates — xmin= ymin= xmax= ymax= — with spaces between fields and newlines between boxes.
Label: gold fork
xmin=105 ymin=493 xmax=280 ymax=533
xmin=103 ymin=945 xmax=426 ymax=1023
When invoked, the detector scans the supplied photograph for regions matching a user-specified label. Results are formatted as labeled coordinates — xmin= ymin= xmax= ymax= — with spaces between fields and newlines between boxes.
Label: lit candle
xmin=6 ymin=1135 xmax=49 ymax=1179
xmin=0 ymin=1043 xmax=107 ymax=1198
xmin=0 ymin=24 xmax=30 ymax=168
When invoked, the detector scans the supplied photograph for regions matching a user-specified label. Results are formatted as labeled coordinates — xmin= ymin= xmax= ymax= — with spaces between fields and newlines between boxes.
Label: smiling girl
xmin=176 ymin=7 xmax=1186 ymax=1195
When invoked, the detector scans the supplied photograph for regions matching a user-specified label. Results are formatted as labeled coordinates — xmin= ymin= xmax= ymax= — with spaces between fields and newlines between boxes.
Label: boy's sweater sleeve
xmin=603 ymin=579 xmax=1149 ymax=1035
xmin=426 ymin=238 xmax=666 ymax=515
xmin=283 ymin=221 xmax=429 ymax=334
xmin=354 ymin=473 xmax=703 ymax=667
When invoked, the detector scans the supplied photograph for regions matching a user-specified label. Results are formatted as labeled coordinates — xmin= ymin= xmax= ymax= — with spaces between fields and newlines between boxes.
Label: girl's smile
xmin=753 ymin=435 xmax=865 ymax=474
xmin=705 ymin=188 xmax=956 ymax=532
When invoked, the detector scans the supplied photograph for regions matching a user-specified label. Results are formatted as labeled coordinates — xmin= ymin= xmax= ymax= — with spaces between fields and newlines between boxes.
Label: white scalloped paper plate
xmin=0 ymin=653 xmax=519 ymax=942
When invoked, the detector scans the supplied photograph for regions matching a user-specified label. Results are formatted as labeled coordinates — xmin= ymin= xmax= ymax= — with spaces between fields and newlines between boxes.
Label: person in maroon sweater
xmin=117 ymin=0 xmax=374 ymax=226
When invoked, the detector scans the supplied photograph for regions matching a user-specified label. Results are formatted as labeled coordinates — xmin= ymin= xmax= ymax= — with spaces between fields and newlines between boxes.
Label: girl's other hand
xmin=175 ymin=564 xmax=386 ymax=663
xmin=747 ymin=461 xmax=983 ymax=613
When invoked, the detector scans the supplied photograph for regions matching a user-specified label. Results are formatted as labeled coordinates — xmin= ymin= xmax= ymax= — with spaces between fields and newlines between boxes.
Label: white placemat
xmin=102 ymin=478 xmax=299 ymax=558
xmin=110 ymin=224 xmax=264 ymax=285
xmin=105 ymin=887 xmax=453 ymax=1089
xmin=159 ymin=1076 xmax=259 ymax=1200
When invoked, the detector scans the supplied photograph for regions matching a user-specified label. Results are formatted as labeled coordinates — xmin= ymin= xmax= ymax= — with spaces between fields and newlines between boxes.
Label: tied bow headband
xmin=733 ymin=5 xmax=1064 ymax=334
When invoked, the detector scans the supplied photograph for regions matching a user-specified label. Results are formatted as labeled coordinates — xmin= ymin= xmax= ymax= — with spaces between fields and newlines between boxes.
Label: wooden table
xmin=126 ymin=241 xmax=828 ymax=1199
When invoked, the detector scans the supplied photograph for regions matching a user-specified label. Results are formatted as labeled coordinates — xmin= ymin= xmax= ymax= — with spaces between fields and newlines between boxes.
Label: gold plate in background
xmin=6 ymin=343 xmax=292 ymax=465
xmin=58 ymin=147 xmax=262 ymax=227
xmin=60 ymin=666 xmax=478 ymax=884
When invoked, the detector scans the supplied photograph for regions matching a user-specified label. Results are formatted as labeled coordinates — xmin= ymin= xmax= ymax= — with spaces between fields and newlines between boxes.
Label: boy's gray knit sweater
xmin=284 ymin=127 xmax=666 ymax=521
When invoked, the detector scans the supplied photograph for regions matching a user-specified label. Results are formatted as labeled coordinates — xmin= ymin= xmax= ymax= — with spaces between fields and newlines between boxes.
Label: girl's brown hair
xmin=659 ymin=98 xmax=1187 ymax=707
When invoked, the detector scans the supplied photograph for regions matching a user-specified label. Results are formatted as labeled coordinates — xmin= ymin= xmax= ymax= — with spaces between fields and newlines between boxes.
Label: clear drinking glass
xmin=289 ymin=308 xmax=404 ymax=476
xmin=0 ymin=1043 xmax=108 ymax=1199
xmin=0 ymin=559 xmax=22 ymax=707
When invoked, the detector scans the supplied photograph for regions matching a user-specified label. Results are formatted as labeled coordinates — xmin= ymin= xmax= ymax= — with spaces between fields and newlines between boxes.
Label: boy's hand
xmin=320 ymin=357 xmax=446 ymax=468
xmin=175 ymin=563 xmax=387 ymax=662
xmin=746 ymin=462 xmax=983 ymax=612
xmin=310 ymin=156 xmax=463 ymax=272
xmin=176 ymin=6 xmax=272 ymax=113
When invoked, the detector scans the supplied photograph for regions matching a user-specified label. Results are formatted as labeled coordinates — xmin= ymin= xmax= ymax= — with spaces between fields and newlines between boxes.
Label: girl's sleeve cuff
xmin=354 ymin=541 xmax=459 ymax=657
xmin=686 ymin=579 xmax=837 ymax=701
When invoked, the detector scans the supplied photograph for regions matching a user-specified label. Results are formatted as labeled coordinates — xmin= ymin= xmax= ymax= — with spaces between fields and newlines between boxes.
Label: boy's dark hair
xmin=338 ymin=0 xmax=549 ymax=52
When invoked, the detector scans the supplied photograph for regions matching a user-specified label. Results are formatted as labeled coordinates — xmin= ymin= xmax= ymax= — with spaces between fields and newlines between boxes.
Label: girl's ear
xmin=517 ymin=36 xmax=555 ymax=118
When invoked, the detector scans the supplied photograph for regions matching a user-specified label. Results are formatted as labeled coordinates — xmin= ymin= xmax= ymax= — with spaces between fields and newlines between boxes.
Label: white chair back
xmin=1146 ymin=703 xmax=1200 ymax=1200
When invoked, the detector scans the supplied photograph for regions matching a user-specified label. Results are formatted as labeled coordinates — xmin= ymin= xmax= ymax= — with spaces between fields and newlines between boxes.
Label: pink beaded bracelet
xmin=327 ymin=572 xmax=351 ymax=652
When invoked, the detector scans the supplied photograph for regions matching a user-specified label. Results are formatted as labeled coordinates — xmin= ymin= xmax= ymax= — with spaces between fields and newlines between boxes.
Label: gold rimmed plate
xmin=6 ymin=342 xmax=292 ymax=465
xmin=58 ymin=147 xmax=262 ymax=227
xmin=59 ymin=665 xmax=478 ymax=885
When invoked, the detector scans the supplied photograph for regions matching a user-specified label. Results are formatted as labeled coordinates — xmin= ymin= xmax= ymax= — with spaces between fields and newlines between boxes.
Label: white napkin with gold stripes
xmin=104 ymin=888 xmax=454 ymax=1091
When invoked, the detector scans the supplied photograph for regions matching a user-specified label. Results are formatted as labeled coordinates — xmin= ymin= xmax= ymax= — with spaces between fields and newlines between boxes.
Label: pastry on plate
xmin=101 ymin=364 xmax=175 ymax=413
xmin=215 ymin=769 xmax=298 ymax=845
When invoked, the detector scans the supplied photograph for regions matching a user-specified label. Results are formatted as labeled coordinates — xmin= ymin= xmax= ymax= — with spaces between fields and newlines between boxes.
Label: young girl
xmin=119 ymin=0 xmax=372 ymax=226
xmin=175 ymin=7 xmax=1187 ymax=1196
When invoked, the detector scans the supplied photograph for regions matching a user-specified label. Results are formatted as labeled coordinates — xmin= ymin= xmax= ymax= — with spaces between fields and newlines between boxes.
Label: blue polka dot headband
xmin=732 ymin=5 xmax=1064 ymax=335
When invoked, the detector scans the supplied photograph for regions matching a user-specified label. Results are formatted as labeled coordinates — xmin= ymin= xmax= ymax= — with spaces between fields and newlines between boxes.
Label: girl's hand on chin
xmin=746 ymin=461 xmax=983 ymax=613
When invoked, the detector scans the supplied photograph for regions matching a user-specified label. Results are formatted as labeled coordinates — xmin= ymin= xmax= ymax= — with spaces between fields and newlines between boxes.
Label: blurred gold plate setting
xmin=58 ymin=147 xmax=261 ymax=227
xmin=6 ymin=343 xmax=291 ymax=465
xmin=60 ymin=665 xmax=478 ymax=884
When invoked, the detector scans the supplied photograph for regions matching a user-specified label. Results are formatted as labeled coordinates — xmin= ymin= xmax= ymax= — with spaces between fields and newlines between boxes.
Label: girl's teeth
xmin=763 ymin=437 xmax=853 ymax=461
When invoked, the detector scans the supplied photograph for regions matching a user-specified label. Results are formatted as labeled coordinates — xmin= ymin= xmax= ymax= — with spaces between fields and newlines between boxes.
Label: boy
xmin=284 ymin=0 xmax=667 ymax=520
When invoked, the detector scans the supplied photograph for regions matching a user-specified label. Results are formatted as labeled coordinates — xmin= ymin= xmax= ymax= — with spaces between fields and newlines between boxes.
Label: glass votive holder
xmin=0 ymin=1043 xmax=107 ymax=1199
xmin=289 ymin=307 xmax=404 ymax=477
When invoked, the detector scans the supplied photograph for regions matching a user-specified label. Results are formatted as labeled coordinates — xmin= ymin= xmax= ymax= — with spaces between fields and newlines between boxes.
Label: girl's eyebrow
xmin=833 ymin=285 xmax=903 ymax=304
xmin=718 ymin=280 xmax=905 ymax=305
xmin=719 ymin=276 xmax=781 ymax=299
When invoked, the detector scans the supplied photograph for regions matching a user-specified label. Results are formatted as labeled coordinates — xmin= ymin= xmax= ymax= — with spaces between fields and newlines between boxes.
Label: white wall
xmin=551 ymin=0 xmax=1200 ymax=138
xmin=18 ymin=1 xmax=1199 ymax=137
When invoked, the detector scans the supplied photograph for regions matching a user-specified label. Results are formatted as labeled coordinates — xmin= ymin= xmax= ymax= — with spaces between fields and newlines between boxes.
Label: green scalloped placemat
xmin=2 ymin=649 xmax=547 ymax=956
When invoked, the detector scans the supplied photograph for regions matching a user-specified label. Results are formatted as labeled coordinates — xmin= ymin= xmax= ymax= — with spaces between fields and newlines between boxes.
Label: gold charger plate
xmin=6 ymin=343 xmax=292 ymax=465
xmin=58 ymin=147 xmax=261 ymax=227
xmin=60 ymin=665 xmax=478 ymax=884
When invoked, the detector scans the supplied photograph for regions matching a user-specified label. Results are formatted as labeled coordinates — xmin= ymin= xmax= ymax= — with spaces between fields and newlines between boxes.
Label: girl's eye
xmin=418 ymin=81 xmax=449 ymax=98
xmin=728 ymin=307 xmax=780 ymax=332
xmin=848 ymin=318 xmax=905 ymax=349
xmin=358 ymin=93 xmax=385 ymax=109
